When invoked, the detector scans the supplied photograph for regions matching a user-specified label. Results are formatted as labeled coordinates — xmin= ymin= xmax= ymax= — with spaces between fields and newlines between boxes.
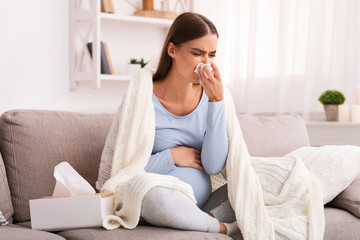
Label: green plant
xmin=129 ymin=58 xmax=149 ymax=68
xmin=130 ymin=58 xmax=138 ymax=64
xmin=318 ymin=89 xmax=345 ymax=105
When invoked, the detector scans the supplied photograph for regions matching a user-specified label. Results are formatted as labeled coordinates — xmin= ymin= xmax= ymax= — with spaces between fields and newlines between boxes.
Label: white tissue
xmin=194 ymin=63 xmax=213 ymax=77
xmin=52 ymin=162 xmax=95 ymax=198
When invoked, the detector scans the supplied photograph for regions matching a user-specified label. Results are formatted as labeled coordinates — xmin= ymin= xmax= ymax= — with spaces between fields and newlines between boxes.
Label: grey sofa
xmin=0 ymin=109 xmax=359 ymax=240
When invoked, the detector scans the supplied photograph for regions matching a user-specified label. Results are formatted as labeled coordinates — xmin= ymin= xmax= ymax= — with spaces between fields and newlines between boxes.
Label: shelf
xmin=306 ymin=121 xmax=360 ymax=127
xmin=306 ymin=121 xmax=360 ymax=146
xmin=100 ymin=74 xmax=132 ymax=81
xmin=100 ymin=13 xmax=173 ymax=28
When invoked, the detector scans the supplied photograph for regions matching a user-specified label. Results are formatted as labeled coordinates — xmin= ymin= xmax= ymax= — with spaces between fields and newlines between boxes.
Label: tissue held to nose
xmin=194 ymin=62 xmax=213 ymax=78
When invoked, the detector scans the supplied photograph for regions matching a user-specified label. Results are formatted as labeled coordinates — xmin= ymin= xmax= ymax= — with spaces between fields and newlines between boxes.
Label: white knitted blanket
xmin=0 ymin=211 xmax=9 ymax=226
xmin=98 ymin=69 xmax=325 ymax=239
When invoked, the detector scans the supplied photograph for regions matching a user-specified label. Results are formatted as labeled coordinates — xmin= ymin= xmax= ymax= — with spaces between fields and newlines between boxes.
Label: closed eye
xmin=192 ymin=52 xmax=216 ymax=58
xmin=191 ymin=48 xmax=217 ymax=57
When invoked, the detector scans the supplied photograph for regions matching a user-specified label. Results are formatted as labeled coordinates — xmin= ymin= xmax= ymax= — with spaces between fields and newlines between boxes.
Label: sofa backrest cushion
xmin=0 ymin=110 xmax=114 ymax=222
xmin=0 ymin=151 xmax=13 ymax=223
xmin=237 ymin=114 xmax=310 ymax=157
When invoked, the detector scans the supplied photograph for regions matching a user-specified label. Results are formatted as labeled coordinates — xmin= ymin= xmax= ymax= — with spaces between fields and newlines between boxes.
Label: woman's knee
xmin=141 ymin=187 xmax=175 ymax=213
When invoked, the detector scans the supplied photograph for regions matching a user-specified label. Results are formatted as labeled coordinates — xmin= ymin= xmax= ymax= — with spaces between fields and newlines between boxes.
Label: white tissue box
xmin=29 ymin=193 xmax=113 ymax=231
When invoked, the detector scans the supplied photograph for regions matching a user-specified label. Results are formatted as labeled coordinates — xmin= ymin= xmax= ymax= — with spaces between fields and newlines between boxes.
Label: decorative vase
xmin=127 ymin=64 xmax=141 ymax=76
xmin=142 ymin=0 xmax=154 ymax=10
xmin=324 ymin=104 xmax=339 ymax=121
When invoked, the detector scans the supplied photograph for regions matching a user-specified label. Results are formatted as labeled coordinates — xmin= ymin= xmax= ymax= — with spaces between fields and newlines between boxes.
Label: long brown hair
xmin=153 ymin=12 xmax=218 ymax=82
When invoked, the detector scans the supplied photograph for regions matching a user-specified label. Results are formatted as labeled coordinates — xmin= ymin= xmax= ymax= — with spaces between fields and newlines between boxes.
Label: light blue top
xmin=144 ymin=91 xmax=228 ymax=207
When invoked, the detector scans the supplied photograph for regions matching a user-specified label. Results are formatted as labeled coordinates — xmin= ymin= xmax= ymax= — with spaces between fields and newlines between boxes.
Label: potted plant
xmin=127 ymin=58 xmax=149 ymax=76
xmin=318 ymin=89 xmax=345 ymax=121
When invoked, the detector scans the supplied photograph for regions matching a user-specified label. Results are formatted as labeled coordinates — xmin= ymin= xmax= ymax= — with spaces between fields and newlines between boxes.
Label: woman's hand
xmin=170 ymin=146 xmax=204 ymax=171
xmin=198 ymin=63 xmax=224 ymax=102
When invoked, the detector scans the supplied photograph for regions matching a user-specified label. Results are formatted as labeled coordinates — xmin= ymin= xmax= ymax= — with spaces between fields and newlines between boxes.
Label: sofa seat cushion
xmin=237 ymin=115 xmax=310 ymax=157
xmin=57 ymin=225 xmax=233 ymax=240
xmin=328 ymin=174 xmax=360 ymax=217
xmin=324 ymin=207 xmax=360 ymax=240
xmin=0 ymin=223 xmax=65 ymax=240
xmin=0 ymin=110 xmax=114 ymax=222
xmin=0 ymin=152 xmax=13 ymax=223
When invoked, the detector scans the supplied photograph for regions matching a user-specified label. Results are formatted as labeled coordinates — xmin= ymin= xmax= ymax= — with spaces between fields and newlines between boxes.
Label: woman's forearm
xmin=144 ymin=149 xmax=176 ymax=174
xmin=201 ymin=100 xmax=228 ymax=175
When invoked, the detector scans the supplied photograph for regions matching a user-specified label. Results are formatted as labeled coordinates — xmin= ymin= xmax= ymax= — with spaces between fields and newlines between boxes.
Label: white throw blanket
xmin=98 ymin=69 xmax=325 ymax=239
xmin=0 ymin=211 xmax=9 ymax=226
xmin=285 ymin=145 xmax=360 ymax=204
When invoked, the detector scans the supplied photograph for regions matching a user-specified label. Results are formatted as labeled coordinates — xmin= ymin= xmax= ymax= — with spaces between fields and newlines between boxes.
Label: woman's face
xmin=169 ymin=33 xmax=218 ymax=84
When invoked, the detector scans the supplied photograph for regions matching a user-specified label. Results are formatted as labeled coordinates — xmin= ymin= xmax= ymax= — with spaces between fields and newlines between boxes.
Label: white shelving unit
xmin=100 ymin=74 xmax=132 ymax=81
xmin=100 ymin=13 xmax=173 ymax=27
xmin=69 ymin=0 xmax=174 ymax=90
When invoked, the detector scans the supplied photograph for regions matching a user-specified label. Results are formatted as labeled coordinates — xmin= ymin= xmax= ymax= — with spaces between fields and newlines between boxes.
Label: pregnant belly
xmin=166 ymin=166 xmax=212 ymax=208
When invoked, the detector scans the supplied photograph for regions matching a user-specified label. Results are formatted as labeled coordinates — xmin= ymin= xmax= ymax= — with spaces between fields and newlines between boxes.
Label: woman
xmin=140 ymin=12 xmax=238 ymax=236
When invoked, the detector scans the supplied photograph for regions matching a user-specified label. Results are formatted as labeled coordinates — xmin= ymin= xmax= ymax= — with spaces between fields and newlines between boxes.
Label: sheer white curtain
xmin=193 ymin=0 xmax=360 ymax=120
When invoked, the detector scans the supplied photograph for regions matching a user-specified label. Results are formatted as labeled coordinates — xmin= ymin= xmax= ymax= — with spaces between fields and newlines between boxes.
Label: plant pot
xmin=324 ymin=104 xmax=339 ymax=121
xmin=127 ymin=64 xmax=141 ymax=77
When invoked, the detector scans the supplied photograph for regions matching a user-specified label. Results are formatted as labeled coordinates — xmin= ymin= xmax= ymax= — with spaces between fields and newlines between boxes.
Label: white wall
xmin=0 ymin=0 xmax=169 ymax=114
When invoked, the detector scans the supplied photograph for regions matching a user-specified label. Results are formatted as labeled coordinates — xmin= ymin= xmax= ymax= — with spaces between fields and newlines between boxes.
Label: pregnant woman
xmin=141 ymin=12 xmax=238 ymax=235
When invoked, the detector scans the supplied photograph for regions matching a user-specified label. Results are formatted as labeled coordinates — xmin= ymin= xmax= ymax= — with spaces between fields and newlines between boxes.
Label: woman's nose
xmin=203 ymin=56 xmax=210 ymax=64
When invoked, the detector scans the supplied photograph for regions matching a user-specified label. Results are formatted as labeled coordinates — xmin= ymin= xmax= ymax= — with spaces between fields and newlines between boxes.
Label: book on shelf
xmin=101 ymin=0 xmax=115 ymax=13
xmin=87 ymin=41 xmax=112 ymax=75
xmin=103 ymin=42 xmax=115 ymax=74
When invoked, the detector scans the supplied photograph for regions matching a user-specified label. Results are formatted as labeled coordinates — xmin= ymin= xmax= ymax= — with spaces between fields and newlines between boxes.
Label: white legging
xmin=140 ymin=186 xmax=221 ymax=233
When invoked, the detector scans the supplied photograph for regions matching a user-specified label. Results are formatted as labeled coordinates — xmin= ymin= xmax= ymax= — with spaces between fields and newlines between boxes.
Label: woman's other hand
xmin=170 ymin=146 xmax=204 ymax=171
xmin=198 ymin=63 xmax=224 ymax=102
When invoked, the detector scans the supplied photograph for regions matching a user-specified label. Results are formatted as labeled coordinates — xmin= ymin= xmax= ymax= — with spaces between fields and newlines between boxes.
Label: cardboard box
xmin=29 ymin=193 xmax=113 ymax=231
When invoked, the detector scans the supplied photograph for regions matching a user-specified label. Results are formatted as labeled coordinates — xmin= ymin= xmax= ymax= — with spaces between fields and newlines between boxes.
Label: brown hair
xmin=153 ymin=12 xmax=218 ymax=82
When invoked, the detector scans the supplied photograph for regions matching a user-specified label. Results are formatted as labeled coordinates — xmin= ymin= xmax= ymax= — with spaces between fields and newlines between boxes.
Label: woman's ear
xmin=167 ymin=42 xmax=176 ymax=58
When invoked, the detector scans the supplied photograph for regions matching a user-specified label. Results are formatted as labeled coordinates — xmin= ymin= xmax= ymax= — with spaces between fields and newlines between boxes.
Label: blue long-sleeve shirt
xmin=144 ymin=91 xmax=228 ymax=207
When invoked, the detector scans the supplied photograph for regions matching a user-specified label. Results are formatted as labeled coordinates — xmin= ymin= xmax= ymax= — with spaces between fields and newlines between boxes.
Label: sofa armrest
xmin=327 ymin=174 xmax=360 ymax=217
